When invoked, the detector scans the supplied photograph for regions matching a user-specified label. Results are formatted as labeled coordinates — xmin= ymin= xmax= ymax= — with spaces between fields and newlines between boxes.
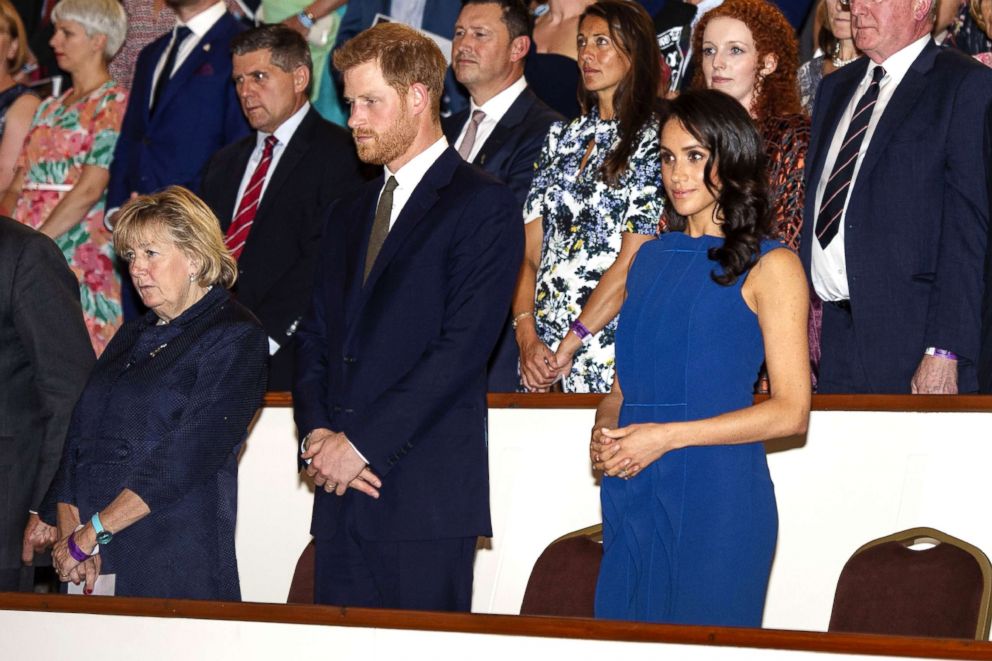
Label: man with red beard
xmin=292 ymin=22 xmax=523 ymax=611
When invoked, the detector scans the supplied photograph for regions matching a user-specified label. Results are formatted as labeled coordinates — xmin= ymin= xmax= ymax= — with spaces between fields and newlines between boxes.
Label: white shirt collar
xmin=181 ymin=1 xmax=226 ymax=38
xmin=385 ymin=135 xmax=449 ymax=190
xmin=691 ymin=0 xmax=723 ymax=27
xmin=470 ymin=76 xmax=527 ymax=124
xmin=871 ymin=35 xmax=930 ymax=88
xmin=260 ymin=101 xmax=310 ymax=148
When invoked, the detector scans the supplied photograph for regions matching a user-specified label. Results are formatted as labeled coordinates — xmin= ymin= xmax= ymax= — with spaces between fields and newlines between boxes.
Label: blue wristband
xmin=91 ymin=512 xmax=113 ymax=545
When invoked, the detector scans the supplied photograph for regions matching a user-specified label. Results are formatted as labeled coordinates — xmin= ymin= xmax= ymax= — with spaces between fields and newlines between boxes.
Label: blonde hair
xmin=113 ymin=186 xmax=238 ymax=289
xmin=0 ymin=0 xmax=28 ymax=73
xmin=333 ymin=22 xmax=446 ymax=120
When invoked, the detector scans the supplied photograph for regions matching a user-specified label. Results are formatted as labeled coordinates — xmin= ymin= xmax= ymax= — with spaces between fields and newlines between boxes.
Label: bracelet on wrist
xmin=569 ymin=319 xmax=593 ymax=345
xmin=925 ymin=346 xmax=959 ymax=361
xmin=297 ymin=9 xmax=316 ymax=28
xmin=67 ymin=532 xmax=92 ymax=562
xmin=512 ymin=310 xmax=534 ymax=330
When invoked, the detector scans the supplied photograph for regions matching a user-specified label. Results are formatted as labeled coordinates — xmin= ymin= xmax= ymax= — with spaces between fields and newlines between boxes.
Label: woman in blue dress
xmin=591 ymin=89 xmax=811 ymax=626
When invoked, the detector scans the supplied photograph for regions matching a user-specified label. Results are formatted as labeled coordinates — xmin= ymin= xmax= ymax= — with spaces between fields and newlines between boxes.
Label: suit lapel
xmin=852 ymin=41 xmax=937 ymax=186
xmin=472 ymin=88 xmax=533 ymax=169
xmin=344 ymin=181 xmax=384 ymax=329
xmin=350 ymin=148 xmax=459 ymax=320
xmin=255 ymin=109 xmax=316 ymax=221
xmin=153 ymin=15 xmax=230 ymax=120
xmin=141 ymin=37 xmax=171 ymax=123
xmin=219 ymin=138 xmax=255 ymax=232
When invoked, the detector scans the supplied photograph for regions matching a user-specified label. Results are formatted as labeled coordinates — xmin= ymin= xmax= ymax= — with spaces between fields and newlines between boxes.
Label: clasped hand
xmin=302 ymin=428 xmax=382 ymax=498
xmin=519 ymin=339 xmax=574 ymax=392
xmin=589 ymin=423 xmax=671 ymax=479
xmin=52 ymin=529 xmax=101 ymax=593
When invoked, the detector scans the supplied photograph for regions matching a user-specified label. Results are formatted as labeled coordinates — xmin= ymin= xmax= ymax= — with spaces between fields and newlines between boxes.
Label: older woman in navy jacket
xmin=49 ymin=186 xmax=267 ymax=599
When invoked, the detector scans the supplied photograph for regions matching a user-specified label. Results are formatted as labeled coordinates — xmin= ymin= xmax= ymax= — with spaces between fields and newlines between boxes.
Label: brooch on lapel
xmin=149 ymin=343 xmax=168 ymax=358
xmin=203 ymin=43 xmax=211 ymax=52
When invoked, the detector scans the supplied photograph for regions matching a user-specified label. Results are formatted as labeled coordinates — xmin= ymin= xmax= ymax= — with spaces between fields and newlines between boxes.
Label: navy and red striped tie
xmin=815 ymin=65 xmax=885 ymax=249
xmin=225 ymin=135 xmax=278 ymax=260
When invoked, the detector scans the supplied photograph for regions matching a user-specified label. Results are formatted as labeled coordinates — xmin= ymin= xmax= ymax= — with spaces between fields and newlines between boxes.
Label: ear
xmin=509 ymin=35 xmax=530 ymax=63
xmin=913 ymin=0 xmax=934 ymax=20
xmin=293 ymin=64 xmax=311 ymax=95
xmin=92 ymin=32 xmax=107 ymax=57
xmin=759 ymin=52 xmax=778 ymax=76
xmin=6 ymin=37 xmax=17 ymax=63
xmin=408 ymin=81 xmax=431 ymax=117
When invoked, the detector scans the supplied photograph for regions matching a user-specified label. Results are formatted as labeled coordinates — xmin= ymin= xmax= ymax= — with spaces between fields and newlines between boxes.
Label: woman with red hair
xmin=691 ymin=0 xmax=809 ymax=251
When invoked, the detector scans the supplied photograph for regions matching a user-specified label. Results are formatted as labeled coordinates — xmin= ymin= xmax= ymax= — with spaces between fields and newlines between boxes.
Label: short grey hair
xmin=51 ymin=0 xmax=127 ymax=60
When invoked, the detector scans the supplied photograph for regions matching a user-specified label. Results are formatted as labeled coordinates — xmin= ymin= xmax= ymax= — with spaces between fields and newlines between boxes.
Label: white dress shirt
xmin=149 ymin=1 xmax=227 ymax=109
xmin=811 ymin=35 xmax=930 ymax=302
xmin=390 ymin=0 xmax=427 ymax=29
xmin=454 ymin=76 xmax=528 ymax=163
xmin=232 ymin=102 xmax=311 ymax=213
xmin=381 ymin=136 xmax=449 ymax=229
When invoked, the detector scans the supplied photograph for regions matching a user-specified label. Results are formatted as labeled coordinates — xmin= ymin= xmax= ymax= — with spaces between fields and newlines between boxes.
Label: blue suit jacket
xmin=293 ymin=147 xmax=523 ymax=541
xmin=800 ymin=41 xmax=992 ymax=392
xmin=443 ymin=87 xmax=561 ymax=391
xmin=107 ymin=13 xmax=250 ymax=207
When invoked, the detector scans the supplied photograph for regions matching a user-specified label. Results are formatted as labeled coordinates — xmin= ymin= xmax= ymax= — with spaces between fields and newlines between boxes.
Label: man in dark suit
xmin=108 ymin=0 xmax=250 ymax=319
xmin=200 ymin=25 xmax=368 ymax=391
xmin=0 ymin=218 xmax=93 ymax=590
xmin=443 ymin=0 xmax=561 ymax=392
xmin=800 ymin=0 xmax=992 ymax=393
xmin=294 ymin=22 xmax=522 ymax=611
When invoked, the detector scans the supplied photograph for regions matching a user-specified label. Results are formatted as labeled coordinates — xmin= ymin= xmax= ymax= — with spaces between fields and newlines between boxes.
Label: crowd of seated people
xmin=3 ymin=0 xmax=992 ymax=635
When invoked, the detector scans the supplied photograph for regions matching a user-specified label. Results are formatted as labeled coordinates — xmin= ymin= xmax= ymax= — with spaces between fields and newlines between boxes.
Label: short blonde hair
xmin=333 ymin=22 xmax=446 ymax=120
xmin=51 ymin=0 xmax=127 ymax=60
xmin=113 ymin=186 xmax=238 ymax=289
xmin=0 ymin=0 xmax=28 ymax=73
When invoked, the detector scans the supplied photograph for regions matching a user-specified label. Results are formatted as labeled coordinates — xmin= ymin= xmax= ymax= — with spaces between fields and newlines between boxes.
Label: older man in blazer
xmin=800 ymin=0 xmax=992 ymax=393
xmin=443 ymin=0 xmax=561 ymax=391
xmin=0 ymin=219 xmax=93 ymax=590
xmin=200 ymin=25 xmax=368 ymax=391
xmin=294 ymin=22 xmax=522 ymax=611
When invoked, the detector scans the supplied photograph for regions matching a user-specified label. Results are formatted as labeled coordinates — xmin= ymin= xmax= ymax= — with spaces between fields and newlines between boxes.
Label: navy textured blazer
xmin=800 ymin=41 xmax=992 ymax=392
xmin=48 ymin=287 xmax=267 ymax=599
xmin=443 ymin=87 xmax=561 ymax=391
xmin=107 ymin=13 xmax=250 ymax=208
xmin=293 ymin=147 xmax=523 ymax=542
xmin=200 ymin=108 xmax=371 ymax=390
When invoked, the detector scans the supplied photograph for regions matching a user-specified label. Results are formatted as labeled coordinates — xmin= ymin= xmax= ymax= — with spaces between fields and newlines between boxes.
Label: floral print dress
xmin=14 ymin=81 xmax=128 ymax=356
xmin=523 ymin=108 xmax=663 ymax=393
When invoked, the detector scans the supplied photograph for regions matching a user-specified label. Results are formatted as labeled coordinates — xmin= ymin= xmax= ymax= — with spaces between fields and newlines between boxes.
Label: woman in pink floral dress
xmin=1 ymin=0 xmax=128 ymax=355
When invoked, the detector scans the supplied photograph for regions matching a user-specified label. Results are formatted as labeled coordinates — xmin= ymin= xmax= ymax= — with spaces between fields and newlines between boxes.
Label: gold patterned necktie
xmin=364 ymin=176 xmax=399 ymax=284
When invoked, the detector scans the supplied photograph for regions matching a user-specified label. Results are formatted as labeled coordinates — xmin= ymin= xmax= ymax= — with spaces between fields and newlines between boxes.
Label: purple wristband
xmin=570 ymin=319 xmax=592 ymax=345
xmin=927 ymin=347 xmax=959 ymax=361
xmin=67 ymin=532 xmax=91 ymax=562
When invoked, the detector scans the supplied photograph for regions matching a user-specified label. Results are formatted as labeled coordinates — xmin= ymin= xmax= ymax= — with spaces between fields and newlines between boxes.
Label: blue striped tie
xmin=815 ymin=65 xmax=885 ymax=249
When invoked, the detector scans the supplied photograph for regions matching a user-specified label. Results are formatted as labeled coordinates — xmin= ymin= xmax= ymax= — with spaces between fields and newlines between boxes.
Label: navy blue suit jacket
xmin=107 ymin=13 xmax=250 ymax=207
xmin=800 ymin=41 xmax=992 ymax=393
xmin=443 ymin=87 xmax=561 ymax=391
xmin=293 ymin=147 xmax=523 ymax=541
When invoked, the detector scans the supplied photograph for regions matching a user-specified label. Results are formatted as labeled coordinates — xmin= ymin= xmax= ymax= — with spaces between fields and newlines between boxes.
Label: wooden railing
xmin=263 ymin=392 xmax=992 ymax=412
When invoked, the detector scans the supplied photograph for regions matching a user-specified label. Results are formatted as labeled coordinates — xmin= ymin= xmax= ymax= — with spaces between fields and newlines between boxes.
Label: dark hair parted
xmin=578 ymin=0 xmax=660 ymax=188
xmin=462 ymin=0 xmax=533 ymax=40
xmin=691 ymin=0 xmax=802 ymax=122
xmin=333 ymin=22 xmax=446 ymax=120
xmin=231 ymin=24 xmax=313 ymax=94
xmin=660 ymin=90 xmax=771 ymax=286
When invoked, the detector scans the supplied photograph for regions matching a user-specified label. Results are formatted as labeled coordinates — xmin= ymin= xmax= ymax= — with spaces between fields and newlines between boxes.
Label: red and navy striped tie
xmin=225 ymin=135 xmax=278 ymax=260
xmin=815 ymin=65 xmax=885 ymax=249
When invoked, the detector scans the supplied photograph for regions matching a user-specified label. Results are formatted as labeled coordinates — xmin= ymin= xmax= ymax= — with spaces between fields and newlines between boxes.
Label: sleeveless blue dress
xmin=595 ymin=232 xmax=782 ymax=626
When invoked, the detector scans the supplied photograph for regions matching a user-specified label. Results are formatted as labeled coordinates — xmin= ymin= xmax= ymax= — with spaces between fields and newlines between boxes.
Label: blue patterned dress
xmin=595 ymin=233 xmax=782 ymax=625
xmin=523 ymin=108 xmax=663 ymax=392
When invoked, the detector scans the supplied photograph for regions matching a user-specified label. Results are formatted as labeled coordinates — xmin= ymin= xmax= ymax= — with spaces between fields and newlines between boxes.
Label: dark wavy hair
xmin=660 ymin=90 xmax=771 ymax=286
xmin=690 ymin=0 xmax=802 ymax=122
xmin=578 ymin=0 xmax=660 ymax=188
